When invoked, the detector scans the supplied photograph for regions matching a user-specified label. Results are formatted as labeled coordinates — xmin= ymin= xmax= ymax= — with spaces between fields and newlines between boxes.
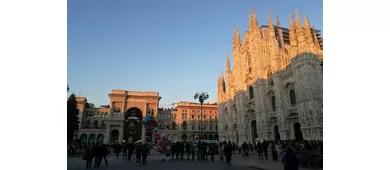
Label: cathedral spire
xmin=225 ymin=52 xmax=231 ymax=72
xmin=289 ymin=14 xmax=295 ymax=29
xmin=312 ymin=26 xmax=321 ymax=50
xmin=233 ymin=25 xmax=241 ymax=50
xmin=251 ymin=5 xmax=258 ymax=30
xmin=303 ymin=12 xmax=314 ymax=50
xmin=295 ymin=9 xmax=302 ymax=28
xmin=276 ymin=11 xmax=281 ymax=28
xmin=268 ymin=10 xmax=275 ymax=37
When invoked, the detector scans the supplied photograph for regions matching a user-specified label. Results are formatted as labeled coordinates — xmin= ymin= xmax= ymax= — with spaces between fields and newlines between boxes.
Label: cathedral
xmin=217 ymin=8 xmax=323 ymax=145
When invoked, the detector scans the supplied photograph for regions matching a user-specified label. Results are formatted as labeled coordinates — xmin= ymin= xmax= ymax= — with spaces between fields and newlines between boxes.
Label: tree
xmin=67 ymin=84 xmax=69 ymax=92
xmin=67 ymin=93 xmax=79 ymax=142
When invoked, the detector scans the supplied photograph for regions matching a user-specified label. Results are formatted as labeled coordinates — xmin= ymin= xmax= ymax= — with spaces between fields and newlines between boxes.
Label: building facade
xmin=76 ymin=89 xmax=161 ymax=144
xmin=217 ymin=8 xmax=323 ymax=145
xmin=157 ymin=101 xmax=219 ymax=142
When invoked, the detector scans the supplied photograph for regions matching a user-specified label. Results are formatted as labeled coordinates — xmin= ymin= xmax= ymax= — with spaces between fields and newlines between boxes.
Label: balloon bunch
xmin=143 ymin=115 xmax=157 ymax=130
xmin=152 ymin=129 xmax=168 ymax=154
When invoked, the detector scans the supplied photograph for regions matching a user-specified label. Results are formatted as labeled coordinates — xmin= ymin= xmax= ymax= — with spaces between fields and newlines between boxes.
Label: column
xmin=141 ymin=124 xmax=146 ymax=143
xmin=118 ymin=125 xmax=123 ymax=144
xmin=104 ymin=126 xmax=110 ymax=144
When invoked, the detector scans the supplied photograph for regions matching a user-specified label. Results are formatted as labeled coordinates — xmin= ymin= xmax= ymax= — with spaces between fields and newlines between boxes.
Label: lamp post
xmin=194 ymin=92 xmax=209 ymax=140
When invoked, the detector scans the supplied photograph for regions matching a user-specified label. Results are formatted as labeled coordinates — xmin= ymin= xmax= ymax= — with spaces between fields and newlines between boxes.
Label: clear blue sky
xmin=68 ymin=0 xmax=323 ymax=107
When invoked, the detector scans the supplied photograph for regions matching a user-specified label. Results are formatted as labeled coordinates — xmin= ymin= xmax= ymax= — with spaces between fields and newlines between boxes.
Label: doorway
xmin=274 ymin=125 xmax=280 ymax=141
xmin=251 ymin=120 xmax=257 ymax=144
xmin=294 ymin=123 xmax=303 ymax=141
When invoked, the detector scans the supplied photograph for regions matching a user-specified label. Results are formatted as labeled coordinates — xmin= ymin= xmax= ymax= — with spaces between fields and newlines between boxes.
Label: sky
xmin=67 ymin=0 xmax=323 ymax=107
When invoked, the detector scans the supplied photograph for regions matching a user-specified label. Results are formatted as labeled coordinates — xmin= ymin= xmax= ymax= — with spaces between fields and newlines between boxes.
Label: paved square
xmin=67 ymin=153 xmax=321 ymax=170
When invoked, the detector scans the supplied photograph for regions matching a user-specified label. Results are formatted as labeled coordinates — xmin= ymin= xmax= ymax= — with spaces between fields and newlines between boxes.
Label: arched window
xmin=182 ymin=121 xmax=187 ymax=130
xmin=271 ymin=96 xmax=276 ymax=111
xmin=249 ymin=86 xmax=254 ymax=99
xmin=182 ymin=113 xmax=184 ymax=118
xmin=185 ymin=113 xmax=187 ymax=119
xmin=210 ymin=125 xmax=212 ymax=130
xmin=289 ymin=90 xmax=296 ymax=105
xmin=267 ymin=70 xmax=274 ymax=86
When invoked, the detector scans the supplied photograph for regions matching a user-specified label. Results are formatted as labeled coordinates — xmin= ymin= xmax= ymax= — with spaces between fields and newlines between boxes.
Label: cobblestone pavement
xmin=68 ymin=153 xmax=322 ymax=170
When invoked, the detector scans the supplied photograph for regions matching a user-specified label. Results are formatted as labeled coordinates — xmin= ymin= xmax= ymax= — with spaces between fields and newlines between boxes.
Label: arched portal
xmin=182 ymin=134 xmax=187 ymax=140
xmin=294 ymin=123 xmax=303 ymax=141
xmin=110 ymin=130 xmax=119 ymax=143
xmin=274 ymin=125 xmax=280 ymax=141
xmin=251 ymin=120 xmax=257 ymax=144
xmin=80 ymin=134 xmax=87 ymax=144
xmin=97 ymin=134 xmax=104 ymax=143
xmin=182 ymin=121 xmax=187 ymax=130
xmin=208 ymin=135 xmax=213 ymax=140
xmin=124 ymin=107 xmax=143 ymax=143
xmin=88 ymin=134 xmax=96 ymax=143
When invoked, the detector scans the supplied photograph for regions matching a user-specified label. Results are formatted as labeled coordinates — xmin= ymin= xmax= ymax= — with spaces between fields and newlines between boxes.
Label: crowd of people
xmin=73 ymin=139 xmax=322 ymax=170
xmin=82 ymin=143 xmax=109 ymax=169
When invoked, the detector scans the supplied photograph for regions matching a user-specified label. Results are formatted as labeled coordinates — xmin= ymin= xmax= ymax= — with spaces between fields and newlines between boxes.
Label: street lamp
xmin=194 ymin=92 xmax=209 ymax=140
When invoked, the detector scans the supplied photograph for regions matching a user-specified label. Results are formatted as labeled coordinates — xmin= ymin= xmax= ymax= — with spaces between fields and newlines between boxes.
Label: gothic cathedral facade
xmin=217 ymin=8 xmax=323 ymax=145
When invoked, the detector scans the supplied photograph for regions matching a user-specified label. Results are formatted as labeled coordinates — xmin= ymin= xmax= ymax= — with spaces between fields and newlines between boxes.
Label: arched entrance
xmin=274 ymin=125 xmax=281 ymax=141
xmin=97 ymin=134 xmax=104 ymax=143
xmin=110 ymin=130 xmax=119 ymax=143
xmin=80 ymin=134 xmax=87 ymax=145
xmin=124 ymin=107 xmax=143 ymax=143
xmin=251 ymin=120 xmax=257 ymax=144
xmin=294 ymin=123 xmax=303 ymax=141
xmin=88 ymin=134 xmax=96 ymax=143
xmin=208 ymin=135 xmax=213 ymax=140
xmin=182 ymin=134 xmax=187 ymax=140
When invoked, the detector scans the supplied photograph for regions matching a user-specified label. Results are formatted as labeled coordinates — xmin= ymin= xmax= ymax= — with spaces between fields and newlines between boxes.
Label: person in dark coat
xmin=209 ymin=143 xmax=217 ymax=162
xmin=135 ymin=143 xmax=142 ymax=163
xmin=256 ymin=141 xmax=264 ymax=160
xmin=262 ymin=140 xmax=269 ymax=160
xmin=141 ymin=144 xmax=149 ymax=165
xmin=186 ymin=142 xmax=191 ymax=160
xmin=101 ymin=144 xmax=108 ymax=166
xmin=282 ymin=146 xmax=300 ymax=170
xmin=180 ymin=142 xmax=184 ymax=159
xmin=113 ymin=143 xmax=121 ymax=159
xmin=223 ymin=141 xmax=233 ymax=165
xmin=171 ymin=142 xmax=176 ymax=160
xmin=202 ymin=143 xmax=208 ymax=161
xmin=83 ymin=144 xmax=94 ymax=169
xmin=127 ymin=142 xmax=135 ymax=161
xmin=93 ymin=144 xmax=103 ymax=168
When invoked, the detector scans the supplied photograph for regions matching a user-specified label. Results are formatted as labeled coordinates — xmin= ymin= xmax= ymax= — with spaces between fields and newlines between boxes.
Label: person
xmin=186 ymin=142 xmax=191 ymax=160
xmin=257 ymin=141 xmax=264 ymax=160
xmin=209 ymin=143 xmax=217 ymax=162
xmin=122 ymin=144 xmax=127 ymax=159
xmin=191 ymin=141 xmax=196 ymax=160
xmin=114 ymin=143 xmax=121 ymax=159
xmin=262 ymin=140 xmax=269 ymax=161
xmin=83 ymin=144 xmax=94 ymax=169
xmin=127 ymin=142 xmax=135 ymax=161
xmin=223 ymin=141 xmax=233 ymax=165
xmin=135 ymin=143 xmax=142 ymax=163
xmin=218 ymin=142 xmax=224 ymax=162
xmin=165 ymin=143 xmax=172 ymax=161
xmin=171 ymin=142 xmax=176 ymax=160
xmin=101 ymin=144 xmax=108 ymax=166
xmin=282 ymin=146 xmax=300 ymax=170
xmin=141 ymin=143 xmax=149 ymax=165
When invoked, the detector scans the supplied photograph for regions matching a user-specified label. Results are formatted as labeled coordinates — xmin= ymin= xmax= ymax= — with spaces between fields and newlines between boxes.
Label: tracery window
xmin=290 ymin=90 xmax=296 ymax=106
xmin=271 ymin=96 xmax=276 ymax=111
xmin=249 ymin=86 xmax=254 ymax=99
